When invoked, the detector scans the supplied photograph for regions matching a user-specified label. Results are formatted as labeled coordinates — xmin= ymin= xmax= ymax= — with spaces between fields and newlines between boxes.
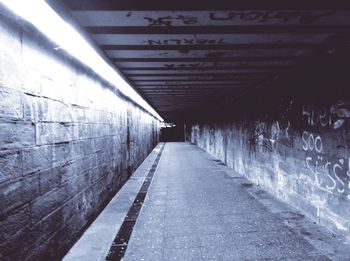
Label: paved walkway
xmin=65 ymin=142 xmax=350 ymax=261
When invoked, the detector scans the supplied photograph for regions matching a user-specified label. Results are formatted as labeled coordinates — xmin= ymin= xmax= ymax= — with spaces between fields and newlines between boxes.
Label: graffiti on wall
xmin=248 ymin=120 xmax=293 ymax=154
xmin=249 ymin=122 xmax=277 ymax=153
xmin=164 ymin=63 xmax=204 ymax=69
xmin=143 ymin=11 xmax=334 ymax=27
xmin=246 ymin=101 xmax=350 ymax=197
xmin=209 ymin=11 xmax=333 ymax=24
xmin=146 ymin=38 xmax=225 ymax=46
xmin=301 ymin=103 xmax=350 ymax=198
xmin=302 ymin=105 xmax=346 ymax=129
xmin=302 ymin=131 xmax=349 ymax=196
xmin=144 ymin=15 xmax=198 ymax=26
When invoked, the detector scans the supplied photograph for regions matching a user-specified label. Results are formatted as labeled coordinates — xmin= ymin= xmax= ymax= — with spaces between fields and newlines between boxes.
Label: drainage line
xmin=106 ymin=143 xmax=165 ymax=261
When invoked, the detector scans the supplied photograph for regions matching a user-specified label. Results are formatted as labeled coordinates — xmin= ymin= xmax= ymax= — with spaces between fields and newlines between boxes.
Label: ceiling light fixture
xmin=0 ymin=0 xmax=164 ymax=121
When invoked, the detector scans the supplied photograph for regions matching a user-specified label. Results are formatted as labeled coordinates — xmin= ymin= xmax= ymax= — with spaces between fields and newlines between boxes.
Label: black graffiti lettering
xmin=144 ymin=15 xmax=200 ymax=26
xmin=147 ymin=40 xmax=162 ymax=45
xmin=176 ymin=15 xmax=198 ymax=25
xmin=167 ymin=39 xmax=183 ymax=45
xmin=144 ymin=16 xmax=173 ymax=26
xmin=192 ymin=63 xmax=203 ymax=68
xmin=165 ymin=63 xmax=202 ymax=69
xmin=183 ymin=38 xmax=194 ymax=45
xmin=164 ymin=64 xmax=175 ymax=68
xmin=209 ymin=12 xmax=235 ymax=21
xmin=260 ymin=11 xmax=276 ymax=22
xmin=147 ymin=38 xmax=225 ymax=46
xmin=184 ymin=63 xmax=201 ymax=68
xmin=209 ymin=11 xmax=332 ymax=24
xmin=196 ymin=39 xmax=209 ymax=45
xmin=210 ymin=11 xmax=301 ymax=23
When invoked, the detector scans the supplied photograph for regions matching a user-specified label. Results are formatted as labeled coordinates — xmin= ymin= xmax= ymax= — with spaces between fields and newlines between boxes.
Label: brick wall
xmin=0 ymin=9 xmax=159 ymax=260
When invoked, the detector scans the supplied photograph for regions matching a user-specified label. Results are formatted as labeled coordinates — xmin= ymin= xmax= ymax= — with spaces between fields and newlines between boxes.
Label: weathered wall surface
xmin=0 ymin=9 xmax=159 ymax=260
xmin=191 ymin=72 xmax=350 ymax=237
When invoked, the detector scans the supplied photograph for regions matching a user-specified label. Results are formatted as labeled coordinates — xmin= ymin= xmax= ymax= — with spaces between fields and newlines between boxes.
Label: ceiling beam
xmin=139 ymin=84 xmax=247 ymax=87
xmin=140 ymin=87 xmax=245 ymax=90
xmin=120 ymin=66 xmax=290 ymax=70
xmin=132 ymin=74 xmax=263 ymax=79
xmin=62 ymin=0 xmax=350 ymax=10
xmin=102 ymin=43 xmax=322 ymax=51
xmin=88 ymin=25 xmax=350 ymax=34
xmin=125 ymin=72 xmax=269 ymax=77
xmin=132 ymin=79 xmax=259 ymax=82
xmin=111 ymin=56 xmax=304 ymax=63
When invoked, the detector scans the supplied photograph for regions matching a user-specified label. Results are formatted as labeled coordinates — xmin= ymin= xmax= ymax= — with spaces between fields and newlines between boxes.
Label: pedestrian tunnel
xmin=1 ymin=1 xmax=350 ymax=260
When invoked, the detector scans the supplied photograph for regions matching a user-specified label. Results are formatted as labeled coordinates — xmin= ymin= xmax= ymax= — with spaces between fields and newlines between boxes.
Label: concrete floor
xmin=65 ymin=142 xmax=350 ymax=261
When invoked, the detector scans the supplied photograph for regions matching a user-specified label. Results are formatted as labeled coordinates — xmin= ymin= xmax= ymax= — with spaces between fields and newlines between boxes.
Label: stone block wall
xmin=0 ymin=8 xmax=159 ymax=260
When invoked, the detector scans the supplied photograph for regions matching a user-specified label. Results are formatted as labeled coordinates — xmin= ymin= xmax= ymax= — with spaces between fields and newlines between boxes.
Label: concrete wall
xmin=191 ymin=64 xmax=350 ymax=237
xmin=0 ymin=8 xmax=159 ymax=260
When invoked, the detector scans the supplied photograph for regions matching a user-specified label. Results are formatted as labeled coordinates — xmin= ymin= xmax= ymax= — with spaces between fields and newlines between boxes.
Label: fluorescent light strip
xmin=0 ymin=0 xmax=163 ymax=121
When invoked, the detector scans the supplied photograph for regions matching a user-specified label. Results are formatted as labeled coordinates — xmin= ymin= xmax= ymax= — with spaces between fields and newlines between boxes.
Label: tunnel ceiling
xmin=56 ymin=0 xmax=350 ymax=122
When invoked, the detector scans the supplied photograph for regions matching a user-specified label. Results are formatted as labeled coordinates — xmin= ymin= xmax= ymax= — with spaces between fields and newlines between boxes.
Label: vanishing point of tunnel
xmin=1 ymin=0 xmax=350 ymax=260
